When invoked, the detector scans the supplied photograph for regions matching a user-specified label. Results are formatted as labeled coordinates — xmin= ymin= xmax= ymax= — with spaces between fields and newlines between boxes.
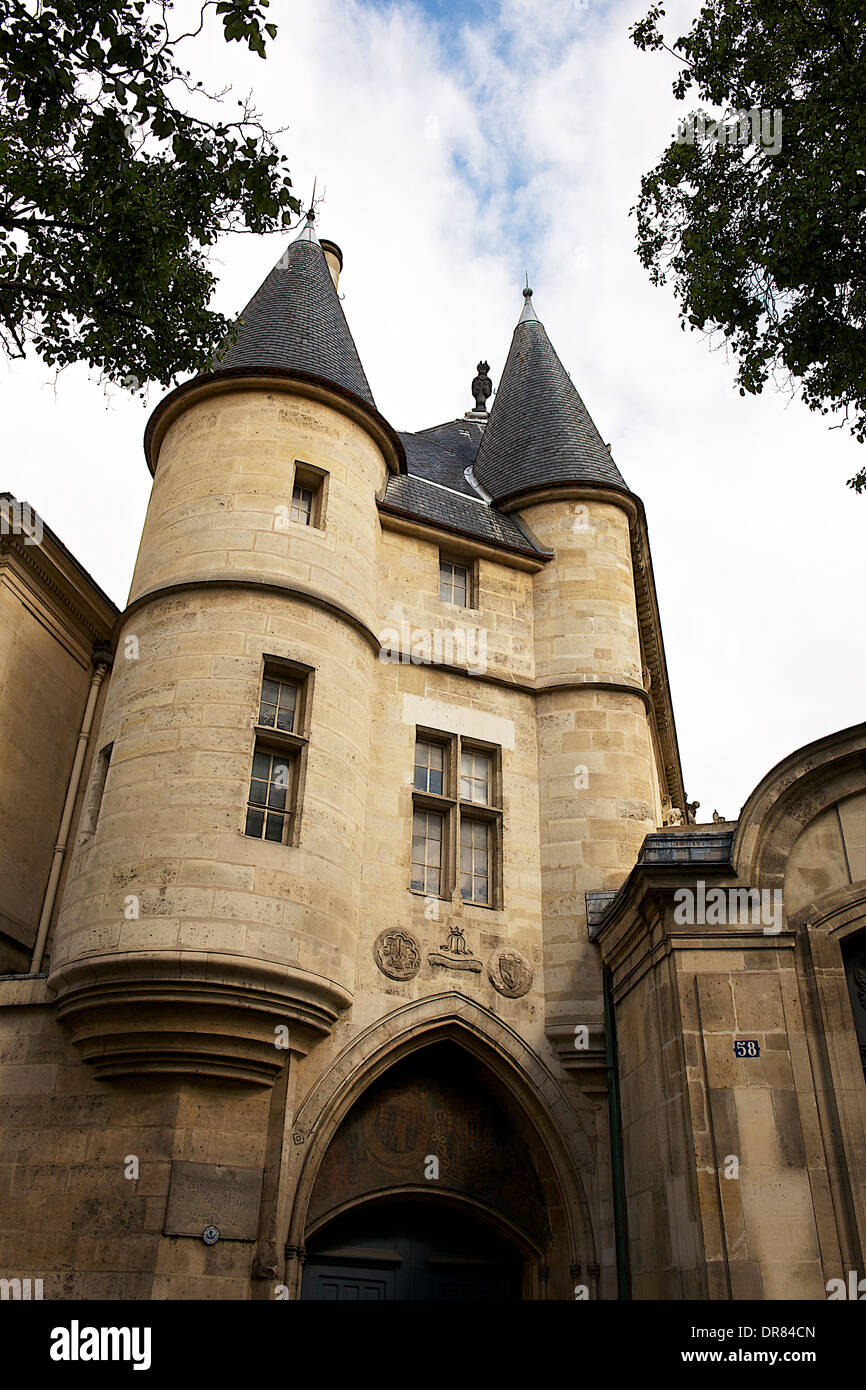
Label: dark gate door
xmin=301 ymin=1199 xmax=523 ymax=1301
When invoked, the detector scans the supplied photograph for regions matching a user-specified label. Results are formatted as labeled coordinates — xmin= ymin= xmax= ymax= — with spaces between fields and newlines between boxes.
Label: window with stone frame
xmin=438 ymin=553 xmax=476 ymax=608
xmin=290 ymin=461 xmax=327 ymax=529
xmin=409 ymin=730 xmax=502 ymax=905
xmin=244 ymin=659 xmax=313 ymax=845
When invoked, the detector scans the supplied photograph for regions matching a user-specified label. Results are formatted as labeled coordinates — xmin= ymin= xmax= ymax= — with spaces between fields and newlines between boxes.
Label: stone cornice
xmin=0 ymin=538 xmax=116 ymax=665
xmin=119 ymin=578 xmax=656 ymax=708
xmin=592 ymin=861 xmax=796 ymax=1005
xmin=143 ymin=369 xmax=407 ymax=479
xmin=48 ymin=950 xmax=353 ymax=1085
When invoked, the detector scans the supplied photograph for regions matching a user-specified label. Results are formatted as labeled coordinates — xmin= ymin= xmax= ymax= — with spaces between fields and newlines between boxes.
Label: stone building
xmin=1 ymin=215 xmax=864 ymax=1301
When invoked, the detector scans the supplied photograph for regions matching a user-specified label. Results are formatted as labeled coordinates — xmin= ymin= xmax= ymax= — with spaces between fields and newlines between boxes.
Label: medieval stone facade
xmin=1 ymin=218 xmax=864 ymax=1300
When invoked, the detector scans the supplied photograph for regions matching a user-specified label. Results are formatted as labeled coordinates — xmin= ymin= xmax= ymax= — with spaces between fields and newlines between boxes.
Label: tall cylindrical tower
xmin=49 ymin=216 xmax=404 ymax=1084
xmin=472 ymin=289 xmax=680 ymax=1027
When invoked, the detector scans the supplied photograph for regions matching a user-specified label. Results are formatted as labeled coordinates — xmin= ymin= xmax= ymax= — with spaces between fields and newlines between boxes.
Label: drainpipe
xmin=603 ymin=962 xmax=631 ymax=1300
xmin=30 ymin=644 xmax=112 ymax=973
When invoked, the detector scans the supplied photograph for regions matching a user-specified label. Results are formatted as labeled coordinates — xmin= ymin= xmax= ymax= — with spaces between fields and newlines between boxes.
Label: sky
xmin=2 ymin=0 xmax=863 ymax=821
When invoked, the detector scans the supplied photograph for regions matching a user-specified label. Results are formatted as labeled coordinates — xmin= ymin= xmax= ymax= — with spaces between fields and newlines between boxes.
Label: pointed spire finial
xmin=291 ymin=176 xmax=323 ymax=244
xmin=518 ymin=274 xmax=538 ymax=324
xmin=293 ymin=203 xmax=320 ymax=245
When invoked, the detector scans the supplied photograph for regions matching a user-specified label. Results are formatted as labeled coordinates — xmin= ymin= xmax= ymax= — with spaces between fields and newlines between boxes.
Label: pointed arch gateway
xmin=283 ymin=993 xmax=598 ymax=1300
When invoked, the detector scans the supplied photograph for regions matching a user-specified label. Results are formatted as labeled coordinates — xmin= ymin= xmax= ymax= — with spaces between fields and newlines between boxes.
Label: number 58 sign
xmin=733 ymin=1039 xmax=760 ymax=1058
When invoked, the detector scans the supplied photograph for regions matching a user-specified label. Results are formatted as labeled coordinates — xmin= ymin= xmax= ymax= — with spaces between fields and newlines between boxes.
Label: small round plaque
xmin=488 ymin=946 xmax=534 ymax=998
xmin=202 ymin=1225 xmax=220 ymax=1246
xmin=374 ymin=927 xmax=421 ymax=981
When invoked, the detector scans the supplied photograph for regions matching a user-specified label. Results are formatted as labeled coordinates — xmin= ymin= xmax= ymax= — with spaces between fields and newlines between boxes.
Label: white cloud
xmin=2 ymin=0 xmax=863 ymax=819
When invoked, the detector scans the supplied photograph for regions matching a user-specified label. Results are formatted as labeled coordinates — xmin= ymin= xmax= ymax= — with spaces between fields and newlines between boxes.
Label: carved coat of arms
xmin=374 ymin=928 xmax=421 ymax=980
xmin=488 ymin=946 xmax=533 ymax=998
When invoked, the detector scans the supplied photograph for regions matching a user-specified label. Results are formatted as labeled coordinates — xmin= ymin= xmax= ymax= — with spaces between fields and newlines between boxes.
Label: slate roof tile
xmin=379 ymin=473 xmax=545 ymax=558
xmin=473 ymin=313 xmax=627 ymax=502
xmin=216 ymin=238 xmax=375 ymax=407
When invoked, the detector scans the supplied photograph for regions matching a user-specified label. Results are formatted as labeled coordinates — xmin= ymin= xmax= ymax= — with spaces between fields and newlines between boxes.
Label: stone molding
xmin=47 ymin=950 xmax=352 ymax=1086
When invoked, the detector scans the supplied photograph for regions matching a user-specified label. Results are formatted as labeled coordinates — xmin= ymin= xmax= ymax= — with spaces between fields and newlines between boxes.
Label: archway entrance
xmin=298 ymin=1041 xmax=554 ymax=1300
xmin=301 ymin=1197 xmax=523 ymax=1300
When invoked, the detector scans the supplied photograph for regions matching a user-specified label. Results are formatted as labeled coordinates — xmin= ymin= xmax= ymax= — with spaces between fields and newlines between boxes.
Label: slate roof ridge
xmin=414 ymin=416 xmax=484 ymax=438
xmin=401 ymin=472 xmax=490 ymax=505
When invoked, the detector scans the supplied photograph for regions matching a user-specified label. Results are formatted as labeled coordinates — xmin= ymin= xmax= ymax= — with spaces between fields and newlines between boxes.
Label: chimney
xmin=320 ymin=239 xmax=343 ymax=291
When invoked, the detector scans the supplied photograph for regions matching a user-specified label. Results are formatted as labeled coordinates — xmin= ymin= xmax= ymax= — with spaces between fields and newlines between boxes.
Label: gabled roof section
xmin=399 ymin=418 xmax=486 ymax=497
xmin=473 ymin=289 xmax=628 ymax=504
xmin=215 ymin=220 xmax=376 ymax=409
xmin=378 ymin=472 xmax=547 ymax=560
xmin=385 ymin=413 xmax=550 ymax=559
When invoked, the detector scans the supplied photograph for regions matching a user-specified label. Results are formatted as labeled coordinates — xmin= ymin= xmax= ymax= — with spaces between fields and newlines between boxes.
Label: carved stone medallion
xmin=374 ymin=928 xmax=421 ymax=981
xmin=488 ymin=946 xmax=533 ymax=998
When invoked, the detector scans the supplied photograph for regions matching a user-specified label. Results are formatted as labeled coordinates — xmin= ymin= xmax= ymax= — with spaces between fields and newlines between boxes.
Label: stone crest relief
xmin=374 ymin=928 xmax=421 ymax=980
xmin=488 ymin=946 xmax=533 ymax=998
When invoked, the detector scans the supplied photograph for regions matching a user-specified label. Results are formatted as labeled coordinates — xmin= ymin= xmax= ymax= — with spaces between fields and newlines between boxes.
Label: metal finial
xmin=518 ymin=276 xmax=538 ymax=324
xmin=293 ymin=190 xmax=321 ymax=243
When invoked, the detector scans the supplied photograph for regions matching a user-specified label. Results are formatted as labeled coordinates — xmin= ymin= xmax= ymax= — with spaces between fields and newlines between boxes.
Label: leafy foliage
xmin=0 ymin=1 xmax=300 ymax=388
xmin=631 ymin=2 xmax=866 ymax=491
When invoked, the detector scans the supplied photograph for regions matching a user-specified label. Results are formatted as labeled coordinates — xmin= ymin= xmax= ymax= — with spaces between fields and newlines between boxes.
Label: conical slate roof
xmin=215 ymin=219 xmax=375 ymax=408
xmin=472 ymin=290 xmax=627 ymax=503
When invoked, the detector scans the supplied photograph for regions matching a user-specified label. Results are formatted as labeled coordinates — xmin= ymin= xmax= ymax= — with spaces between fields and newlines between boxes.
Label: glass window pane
xmin=249 ymin=779 xmax=267 ymax=806
xmin=245 ymin=807 xmax=264 ymax=837
xmin=414 ymin=739 xmax=447 ymax=795
xmin=411 ymin=808 xmax=444 ymax=896
xmin=291 ymin=484 xmax=314 ymax=525
xmin=265 ymin=812 xmax=284 ymax=842
xmin=253 ymin=750 xmax=271 ymax=778
xmin=261 ymin=679 xmax=280 ymax=704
